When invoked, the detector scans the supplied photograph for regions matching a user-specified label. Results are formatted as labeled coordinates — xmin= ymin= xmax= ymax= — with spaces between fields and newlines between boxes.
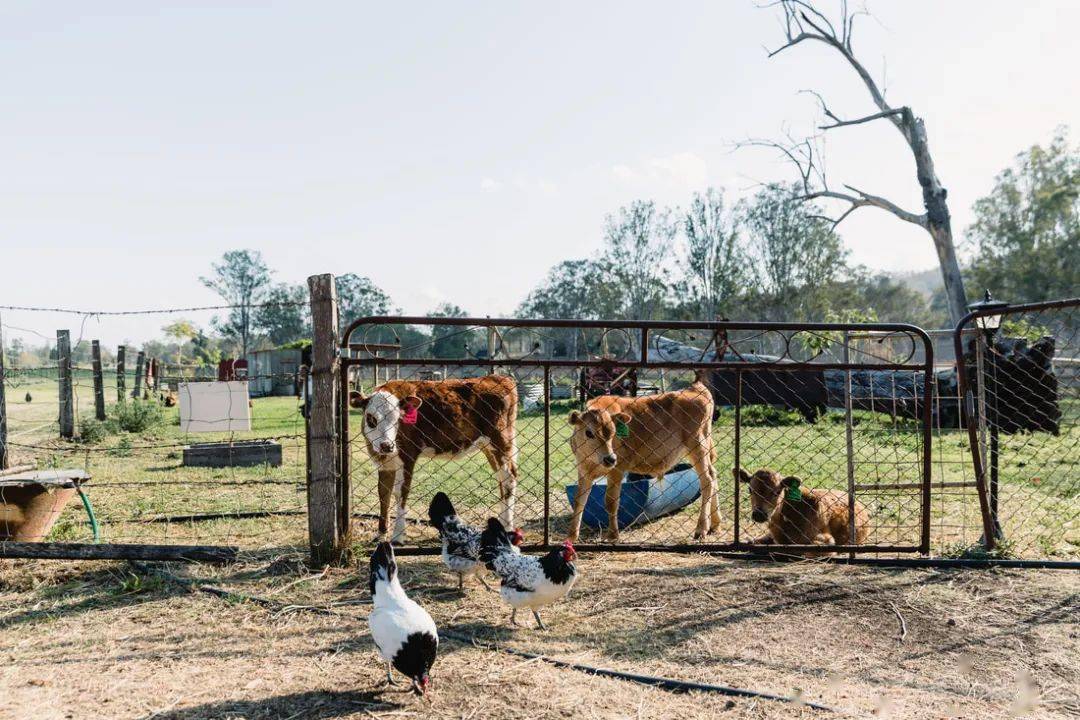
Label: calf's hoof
xmin=602 ymin=528 xmax=620 ymax=542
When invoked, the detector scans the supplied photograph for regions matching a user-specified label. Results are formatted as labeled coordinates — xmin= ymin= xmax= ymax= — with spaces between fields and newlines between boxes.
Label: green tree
xmin=741 ymin=184 xmax=847 ymax=319
xmin=517 ymin=259 xmax=620 ymax=357
xmin=426 ymin=302 xmax=475 ymax=359
xmin=336 ymin=274 xmax=399 ymax=345
xmin=257 ymin=283 xmax=310 ymax=346
xmin=602 ymin=200 xmax=676 ymax=321
xmin=162 ymin=319 xmax=198 ymax=369
xmin=336 ymin=274 xmax=395 ymax=320
xmin=201 ymin=250 xmax=272 ymax=356
xmin=967 ymin=129 xmax=1079 ymax=304
xmin=679 ymin=188 xmax=746 ymax=319
xmin=190 ymin=330 xmax=222 ymax=368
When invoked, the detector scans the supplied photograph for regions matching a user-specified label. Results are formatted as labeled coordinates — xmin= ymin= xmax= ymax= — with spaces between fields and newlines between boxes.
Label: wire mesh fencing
xmin=0 ymin=303 xmax=309 ymax=557
xmin=340 ymin=317 xmax=937 ymax=556
xmin=956 ymin=298 xmax=1080 ymax=560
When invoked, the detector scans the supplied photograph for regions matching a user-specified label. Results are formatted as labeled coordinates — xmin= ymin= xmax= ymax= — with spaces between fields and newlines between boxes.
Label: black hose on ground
xmin=130 ymin=562 xmax=841 ymax=713
xmin=440 ymin=629 xmax=840 ymax=713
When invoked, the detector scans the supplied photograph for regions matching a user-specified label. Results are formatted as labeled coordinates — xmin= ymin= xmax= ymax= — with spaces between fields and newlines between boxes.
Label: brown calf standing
xmin=567 ymin=379 xmax=719 ymax=542
xmin=351 ymin=376 xmax=519 ymax=544
xmin=736 ymin=467 xmax=869 ymax=555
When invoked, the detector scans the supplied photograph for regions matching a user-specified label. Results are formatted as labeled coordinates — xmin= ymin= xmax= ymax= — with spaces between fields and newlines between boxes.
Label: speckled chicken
xmin=428 ymin=492 xmax=523 ymax=590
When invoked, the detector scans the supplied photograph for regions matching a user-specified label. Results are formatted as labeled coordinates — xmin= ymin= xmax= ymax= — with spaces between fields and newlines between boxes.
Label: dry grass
xmin=2 ymin=551 xmax=1078 ymax=720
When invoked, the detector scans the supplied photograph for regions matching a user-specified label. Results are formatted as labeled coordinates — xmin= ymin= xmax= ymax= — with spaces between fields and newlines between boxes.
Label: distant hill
xmin=890 ymin=267 xmax=943 ymax=299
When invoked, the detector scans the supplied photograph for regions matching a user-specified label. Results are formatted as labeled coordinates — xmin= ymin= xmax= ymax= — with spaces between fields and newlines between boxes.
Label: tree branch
xmin=766 ymin=1 xmax=912 ymax=144
xmin=820 ymin=107 xmax=906 ymax=130
xmin=800 ymin=186 xmax=926 ymax=229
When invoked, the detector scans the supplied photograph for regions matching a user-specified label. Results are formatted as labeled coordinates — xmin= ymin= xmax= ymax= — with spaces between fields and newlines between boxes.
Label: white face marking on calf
xmin=363 ymin=391 xmax=401 ymax=459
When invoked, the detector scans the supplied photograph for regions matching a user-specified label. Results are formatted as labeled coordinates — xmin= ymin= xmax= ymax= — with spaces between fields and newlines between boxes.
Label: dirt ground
xmin=1 ymin=551 xmax=1078 ymax=720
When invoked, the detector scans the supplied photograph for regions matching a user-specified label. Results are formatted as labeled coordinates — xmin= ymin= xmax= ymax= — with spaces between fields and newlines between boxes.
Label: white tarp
xmin=178 ymin=381 xmax=251 ymax=432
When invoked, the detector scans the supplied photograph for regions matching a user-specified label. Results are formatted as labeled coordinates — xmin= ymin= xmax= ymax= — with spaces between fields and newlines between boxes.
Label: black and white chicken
xmin=367 ymin=542 xmax=438 ymax=695
xmin=479 ymin=517 xmax=578 ymax=630
xmin=428 ymin=492 xmax=524 ymax=590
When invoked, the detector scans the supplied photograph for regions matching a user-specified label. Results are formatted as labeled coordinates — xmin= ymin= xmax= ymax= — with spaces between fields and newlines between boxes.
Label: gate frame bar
xmin=339 ymin=316 xmax=936 ymax=557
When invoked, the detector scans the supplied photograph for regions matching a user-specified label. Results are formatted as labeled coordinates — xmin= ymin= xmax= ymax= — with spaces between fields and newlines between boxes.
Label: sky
xmin=2 ymin=1 xmax=1077 ymax=348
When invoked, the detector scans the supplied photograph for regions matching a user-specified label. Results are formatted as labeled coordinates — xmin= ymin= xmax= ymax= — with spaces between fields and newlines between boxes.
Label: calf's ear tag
xmin=615 ymin=419 xmax=630 ymax=438
xmin=401 ymin=407 xmax=419 ymax=425
xmin=785 ymin=478 xmax=802 ymax=502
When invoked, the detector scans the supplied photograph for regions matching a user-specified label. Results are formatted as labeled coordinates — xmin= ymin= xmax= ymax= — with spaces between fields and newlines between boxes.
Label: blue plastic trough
xmin=564 ymin=463 xmax=701 ymax=530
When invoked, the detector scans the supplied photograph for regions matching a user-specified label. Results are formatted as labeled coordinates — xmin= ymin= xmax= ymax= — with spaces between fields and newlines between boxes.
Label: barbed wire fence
xmin=0 ymin=300 xmax=311 ymax=562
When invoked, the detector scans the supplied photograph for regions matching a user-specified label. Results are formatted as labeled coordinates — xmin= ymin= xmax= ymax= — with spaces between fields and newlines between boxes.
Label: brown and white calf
xmin=351 ymin=375 xmax=519 ymax=544
xmin=735 ymin=467 xmax=870 ymax=555
xmin=566 ymin=378 xmax=720 ymax=542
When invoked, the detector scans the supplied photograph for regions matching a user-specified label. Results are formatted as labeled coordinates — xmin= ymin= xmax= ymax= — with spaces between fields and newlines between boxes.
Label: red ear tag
xmin=401 ymin=407 xmax=418 ymax=425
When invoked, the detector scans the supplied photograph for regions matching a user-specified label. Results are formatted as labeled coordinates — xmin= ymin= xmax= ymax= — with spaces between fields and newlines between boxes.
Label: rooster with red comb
xmin=479 ymin=518 xmax=578 ymax=630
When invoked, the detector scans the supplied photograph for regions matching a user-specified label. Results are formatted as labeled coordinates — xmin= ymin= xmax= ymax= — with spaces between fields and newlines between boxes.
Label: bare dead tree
xmin=749 ymin=0 xmax=969 ymax=323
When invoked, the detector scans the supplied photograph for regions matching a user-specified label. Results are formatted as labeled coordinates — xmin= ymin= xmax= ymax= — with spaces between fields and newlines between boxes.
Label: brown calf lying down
xmin=351 ymin=375 xmax=519 ymax=544
xmin=567 ymin=378 xmax=719 ymax=542
xmin=736 ymin=467 xmax=869 ymax=555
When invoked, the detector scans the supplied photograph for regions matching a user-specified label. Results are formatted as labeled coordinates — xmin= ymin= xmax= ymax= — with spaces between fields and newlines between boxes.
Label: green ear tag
xmin=785 ymin=479 xmax=802 ymax=502
xmin=615 ymin=419 xmax=630 ymax=438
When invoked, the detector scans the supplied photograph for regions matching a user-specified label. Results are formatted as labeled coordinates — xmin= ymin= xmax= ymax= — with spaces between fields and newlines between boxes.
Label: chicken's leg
xmin=510 ymin=609 xmax=518 ymax=626
xmin=531 ymin=610 xmax=547 ymax=631
xmin=477 ymin=574 xmax=493 ymax=592
xmin=457 ymin=573 xmax=463 ymax=591
xmin=384 ymin=663 xmax=398 ymax=686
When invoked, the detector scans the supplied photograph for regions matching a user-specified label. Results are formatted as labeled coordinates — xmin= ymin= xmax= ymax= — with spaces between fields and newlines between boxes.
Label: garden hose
xmin=440 ymin=630 xmax=840 ymax=712
xmin=75 ymin=485 xmax=100 ymax=542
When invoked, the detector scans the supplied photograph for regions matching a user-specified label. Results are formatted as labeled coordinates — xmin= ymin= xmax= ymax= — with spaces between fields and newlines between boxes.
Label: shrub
xmin=108 ymin=437 xmax=133 ymax=457
xmin=77 ymin=418 xmax=109 ymax=444
xmin=110 ymin=400 xmax=164 ymax=433
xmin=714 ymin=405 xmax=806 ymax=427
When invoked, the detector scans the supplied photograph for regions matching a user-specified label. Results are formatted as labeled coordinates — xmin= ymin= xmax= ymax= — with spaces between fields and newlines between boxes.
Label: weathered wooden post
xmin=57 ymin=330 xmax=74 ymax=439
xmin=91 ymin=340 xmax=106 ymax=421
xmin=0 ymin=317 xmax=8 ymax=469
xmin=307 ymin=273 xmax=342 ymax=565
xmin=133 ymin=351 xmax=145 ymax=399
xmin=116 ymin=345 xmax=126 ymax=402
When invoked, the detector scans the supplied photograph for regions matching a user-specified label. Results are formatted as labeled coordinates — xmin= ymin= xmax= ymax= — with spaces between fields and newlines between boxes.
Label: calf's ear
xmin=614 ymin=412 xmax=632 ymax=424
xmin=781 ymin=476 xmax=802 ymax=488
xmin=349 ymin=391 xmax=368 ymax=409
xmin=735 ymin=467 xmax=751 ymax=483
xmin=568 ymin=410 xmax=581 ymax=425
xmin=403 ymin=395 xmax=423 ymax=410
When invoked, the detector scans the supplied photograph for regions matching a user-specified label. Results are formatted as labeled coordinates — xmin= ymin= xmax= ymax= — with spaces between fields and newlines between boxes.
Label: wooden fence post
xmin=91 ymin=340 xmax=106 ymax=421
xmin=57 ymin=330 xmax=74 ymax=439
xmin=0 ymin=318 xmax=8 ymax=470
xmin=133 ymin=351 xmax=145 ymax=399
xmin=307 ymin=273 xmax=342 ymax=565
xmin=116 ymin=346 xmax=126 ymax=402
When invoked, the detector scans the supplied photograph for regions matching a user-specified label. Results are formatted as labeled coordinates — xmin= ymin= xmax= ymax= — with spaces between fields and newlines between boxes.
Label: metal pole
xmin=733 ymin=370 xmax=742 ymax=546
xmin=843 ymin=331 xmax=856 ymax=559
xmin=0 ymin=313 xmax=8 ymax=470
xmin=543 ymin=364 xmax=551 ymax=549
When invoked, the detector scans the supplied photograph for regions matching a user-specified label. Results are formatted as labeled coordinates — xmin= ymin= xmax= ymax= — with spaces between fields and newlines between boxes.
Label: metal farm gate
xmin=955 ymin=296 xmax=1080 ymax=560
xmin=338 ymin=317 xmax=936 ymax=556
